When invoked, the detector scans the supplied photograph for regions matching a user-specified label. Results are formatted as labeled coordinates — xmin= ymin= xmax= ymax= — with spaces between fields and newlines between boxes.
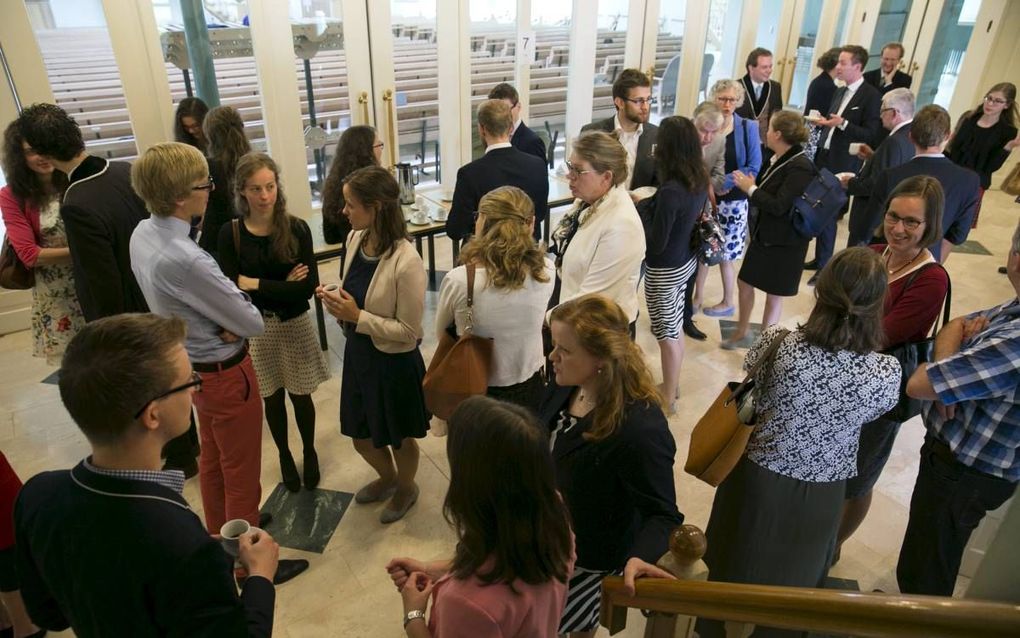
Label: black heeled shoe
xmin=279 ymin=452 xmax=300 ymax=493
xmin=303 ymin=450 xmax=320 ymax=490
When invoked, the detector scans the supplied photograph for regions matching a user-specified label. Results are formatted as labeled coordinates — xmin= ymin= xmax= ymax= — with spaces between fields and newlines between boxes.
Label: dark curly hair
xmin=1 ymin=120 xmax=68 ymax=208
xmin=321 ymin=125 xmax=378 ymax=243
xmin=16 ymin=103 xmax=84 ymax=162
xmin=174 ymin=97 xmax=209 ymax=153
xmin=204 ymin=105 xmax=251 ymax=204
xmin=655 ymin=116 xmax=709 ymax=193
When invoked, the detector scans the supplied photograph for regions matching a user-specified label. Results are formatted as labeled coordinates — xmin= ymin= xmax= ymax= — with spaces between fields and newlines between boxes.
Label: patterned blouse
xmin=744 ymin=325 xmax=901 ymax=482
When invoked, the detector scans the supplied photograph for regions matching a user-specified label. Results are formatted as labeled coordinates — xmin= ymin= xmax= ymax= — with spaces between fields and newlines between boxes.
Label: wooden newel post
xmin=643 ymin=524 xmax=709 ymax=638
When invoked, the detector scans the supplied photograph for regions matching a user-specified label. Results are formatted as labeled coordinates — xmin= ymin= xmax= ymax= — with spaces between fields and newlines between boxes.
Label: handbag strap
xmin=465 ymin=263 xmax=477 ymax=333
xmin=232 ymin=219 xmax=241 ymax=256
xmin=893 ymin=262 xmax=952 ymax=338
xmin=726 ymin=328 xmax=790 ymax=405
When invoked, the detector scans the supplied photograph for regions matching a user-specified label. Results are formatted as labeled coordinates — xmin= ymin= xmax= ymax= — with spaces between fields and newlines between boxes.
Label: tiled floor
xmin=1 ymin=190 xmax=1016 ymax=637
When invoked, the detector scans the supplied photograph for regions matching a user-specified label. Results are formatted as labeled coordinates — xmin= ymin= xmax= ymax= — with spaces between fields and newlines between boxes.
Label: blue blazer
xmin=722 ymin=114 xmax=763 ymax=193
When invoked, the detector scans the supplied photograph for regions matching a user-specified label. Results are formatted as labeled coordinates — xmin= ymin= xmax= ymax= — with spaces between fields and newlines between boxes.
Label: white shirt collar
xmin=485 ymin=141 xmax=513 ymax=154
xmin=613 ymin=113 xmax=643 ymax=136
xmin=915 ymin=152 xmax=947 ymax=158
xmin=846 ymin=76 xmax=864 ymax=93
xmin=890 ymin=118 xmax=912 ymax=135
xmin=511 ymin=118 xmax=522 ymax=135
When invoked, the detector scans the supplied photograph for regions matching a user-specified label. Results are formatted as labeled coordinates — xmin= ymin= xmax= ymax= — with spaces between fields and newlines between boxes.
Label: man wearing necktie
xmin=806 ymin=45 xmax=882 ymax=282
xmin=737 ymin=48 xmax=784 ymax=164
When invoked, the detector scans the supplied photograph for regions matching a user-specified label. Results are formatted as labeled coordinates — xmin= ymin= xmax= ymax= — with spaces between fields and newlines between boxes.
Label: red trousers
xmin=0 ymin=452 xmax=21 ymax=550
xmin=192 ymin=355 xmax=264 ymax=533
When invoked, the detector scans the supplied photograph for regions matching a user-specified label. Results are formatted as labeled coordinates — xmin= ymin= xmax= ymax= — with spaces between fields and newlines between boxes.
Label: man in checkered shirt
xmin=897 ymin=219 xmax=1020 ymax=596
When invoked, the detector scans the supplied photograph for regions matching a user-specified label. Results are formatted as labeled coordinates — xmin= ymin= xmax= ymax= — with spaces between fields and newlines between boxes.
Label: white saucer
xmin=409 ymin=218 xmax=431 ymax=226
xmin=430 ymin=215 xmax=448 ymax=223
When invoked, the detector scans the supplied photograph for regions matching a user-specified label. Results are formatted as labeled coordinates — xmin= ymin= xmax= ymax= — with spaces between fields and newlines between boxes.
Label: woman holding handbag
xmin=834 ymin=176 xmax=950 ymax=562
xmin=318 ymin=165 xmax=428 ymax=524
xmin=386 ymin=396 xmax=574 ymax=637
xmin=697 ymin=79 xmax=762 ymax=319
xmin=696 ymin=248 xmax=900 ymax=638
xmin=722 ymin=110 xmax=815 ymax=350
xmin=640 ymin=116 xmax=709 ymax=412
xmin=539 ymin=294 xmax=681 ymax=637
xmin=0 ymin=121 xmax=83 ymax=364
xmin=434 ymin=186 xmax=553 ymax=413
xmin=216 ymin=152 xmax=330 ymax=492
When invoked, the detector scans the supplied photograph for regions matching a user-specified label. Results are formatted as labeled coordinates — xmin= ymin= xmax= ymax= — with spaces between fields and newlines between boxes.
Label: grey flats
xmin=380 ymin=484 xmax=419 ymax=524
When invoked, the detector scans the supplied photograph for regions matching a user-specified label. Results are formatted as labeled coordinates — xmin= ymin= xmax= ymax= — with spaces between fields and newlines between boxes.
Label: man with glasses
xmin=128 ymin=143 xmax=307 ymax=585
xmin=898 ymin=219 xmax=1020 ymax=596
xmin=867 ymin=105 xmax=980 ymax=262
xmin=16 ymin=104 xmax=201 ymax=479
xmin=863 ymin=42 xmax=913 ymax=96
xmin=582 ymin=68 xmax=659 ymax=190
xmin=736 ymin=48 xmax=784 ymax=159
xmin=843 ymin=88 xmax=916 ymax=247
xmin=488 ymin=82 xmax=548 ymax=163
xmin=13 ymin=313 xmax=280 ymax=636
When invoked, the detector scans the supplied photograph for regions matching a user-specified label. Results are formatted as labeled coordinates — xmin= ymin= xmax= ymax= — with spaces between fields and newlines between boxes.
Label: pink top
xmin=428 ymin=553 xmax=574 ymax=638
xmin=0 ymin=186 xmax=42 ymax=267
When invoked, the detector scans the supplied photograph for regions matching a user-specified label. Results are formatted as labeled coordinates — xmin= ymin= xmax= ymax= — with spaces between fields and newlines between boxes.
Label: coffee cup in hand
xmin=220 ymin=518 xmax=251 ymax=558
xmin=323 ymin=283 xmax=340 ymax=294
xmin=849 ymin=142 xmax=862 ymax=155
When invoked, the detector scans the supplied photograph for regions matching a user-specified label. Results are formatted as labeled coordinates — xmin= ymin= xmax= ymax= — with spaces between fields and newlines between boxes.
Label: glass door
xmin=774 ymin=0 xmax=825 ymax=111
xmin=913 ymin=0 xmax=983 ymax=108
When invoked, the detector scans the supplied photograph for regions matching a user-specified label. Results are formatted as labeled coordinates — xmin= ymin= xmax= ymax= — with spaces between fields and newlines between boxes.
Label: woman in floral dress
xmin=1 ymin=121 xmax=84 ymax=364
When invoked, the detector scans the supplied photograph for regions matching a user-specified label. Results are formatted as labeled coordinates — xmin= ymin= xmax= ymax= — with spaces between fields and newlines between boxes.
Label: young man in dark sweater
xmin=14 ymin=314 xmax=280 ymax=637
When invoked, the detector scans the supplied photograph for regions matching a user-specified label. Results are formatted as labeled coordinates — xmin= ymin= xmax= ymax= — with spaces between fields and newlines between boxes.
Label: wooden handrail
xmin=600 ymin=577 xmax=1020 ymax=638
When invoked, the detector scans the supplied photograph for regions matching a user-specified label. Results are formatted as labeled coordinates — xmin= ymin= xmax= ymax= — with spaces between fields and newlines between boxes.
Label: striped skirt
xmin=558 ymin=565 xmax=620 ymax=633
xmin=644 ymin=258 xmax=698 ymax=341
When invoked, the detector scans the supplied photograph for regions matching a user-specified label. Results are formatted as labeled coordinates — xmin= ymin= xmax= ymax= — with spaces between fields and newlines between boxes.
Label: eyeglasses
xmin=373 ymin=142 xmax=385 ymax=149
xmin=715 ymin=96 xmax=738 ymax=104
xmin=564 ymin=159 xmax=595 ymax=177
xmin=133 ymin=371 xmax=203 ymax=419
xmin=884 ymin=211 xmax=925 ymax=231
xmin=622 ymin=96 xmax=657 ymax=106
xmin=984 ymin=95 xmax=1008 ymax=105
xmin=192 ymin=176 xmax=215 ymax=191
xmin=880 ymin=107 xmax=897 ymax=114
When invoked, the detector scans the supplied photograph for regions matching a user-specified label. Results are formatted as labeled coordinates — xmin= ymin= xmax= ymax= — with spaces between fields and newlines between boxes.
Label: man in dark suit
xmin=446 ymin=99 xmax=549 ymax=242
xmin=17 ymin=103 xmax=199 ymax=477
xmin=488 ymin=82 xmax=548 ymax=165
xmin=844 ymin=87 xmax=916 ymax=247
xmin=867 ymin=105 xmax=981 ymax=263
xmin=581 ymin=68 xmax=659 ymax=190
xmin=736 ymin=47 xmax=784 ymax=161
xmin=14 ymin=314 xmax=279 ymax=637
xmin=807 ymin=45 xmax=883 ymax=281
xmin=863 ymin=42 xmax=913 ymax=95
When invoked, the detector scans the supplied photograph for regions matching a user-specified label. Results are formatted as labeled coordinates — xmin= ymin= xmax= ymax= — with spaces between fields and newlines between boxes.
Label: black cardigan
xmin=643 ymin=179 xmax=706 ymax=268
xmin=198 ymin=157 xmax=237 ymax=258
xmin=216 ymin=216 xmax=318 ymax=321
xmin=748 ymin=146 xmax=817 ymax=248
xmin=538 ymin=384 xmax=684 ymax=570
xmin=14 ymin=462 xmax=274 ymax=637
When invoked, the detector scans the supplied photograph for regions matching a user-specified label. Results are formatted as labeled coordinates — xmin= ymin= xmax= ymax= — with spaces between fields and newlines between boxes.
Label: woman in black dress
xmin=723 ymin=111 xmax=816 ymax=349
xmin=945 ymin=81 xmax=1020 ymax=226
xmin=321 ymin=125 xmax=384 ymax=245
xmin=318 ymin=166 xmax=428 ymax=524
xmin=200 ymin=105 xmax=251 ymax=258
xmin=803 ymin=47 xmax=840 ymax=161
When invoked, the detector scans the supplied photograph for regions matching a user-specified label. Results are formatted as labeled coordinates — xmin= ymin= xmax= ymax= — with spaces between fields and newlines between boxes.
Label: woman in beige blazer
xmin=318 ymin=166 xmax=428 ymax=524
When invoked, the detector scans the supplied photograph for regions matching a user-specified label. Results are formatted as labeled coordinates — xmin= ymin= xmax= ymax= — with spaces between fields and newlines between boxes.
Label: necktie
xmin=755 ymin=84 xmax=762 ymax=101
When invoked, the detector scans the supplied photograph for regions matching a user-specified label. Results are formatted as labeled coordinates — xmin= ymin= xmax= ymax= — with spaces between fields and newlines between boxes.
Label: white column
xmin=623 ymin=0 xmax=645 ymax=69
xmin=847 ymin=0 xmax=883 ymax=51
xmin=735 ymin=2 xmax=761 ymax=78
xmin=437 ymin=0 xmax=471 ymax=188
xmin=947 ymin=0 xmax=1008 ymax=122
xmin=341 ymin=0 xmax=374 ymax=127
xmin=248 ymin=0 xmax=313 ymax=217
xmin=101 ymin=0 xmax=174 ymax=153
xmin=638 ymin=0 xmax=661 ymax=72
xmin=565 ymin=0 xmax=598 ymax=148
xmin=675 ymin=0 xmax=710 ymax=116
xmin=365 ymin=1 xmax=396 ymax=168
xmin=812 ymin=1 xmax=844 ymax=69
xmin=516 ymin=0 xmax=533 ymax=122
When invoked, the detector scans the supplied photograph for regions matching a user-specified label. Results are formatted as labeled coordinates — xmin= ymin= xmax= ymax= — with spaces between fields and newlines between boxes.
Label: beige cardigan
xmin=341 ymin=230 xmax=426 ymax=353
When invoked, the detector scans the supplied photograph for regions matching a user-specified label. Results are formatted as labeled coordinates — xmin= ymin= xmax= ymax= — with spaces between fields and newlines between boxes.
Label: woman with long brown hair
xmin=321 ymin=125 xmax=383 ymax=244
xmin=200 ymin=105 xmax=251 ymax=257
xmin=0 ymin=120 xmax=83 ymax=365
xmin=318 ymin=165 xmax=429 ymax=524
xmin=216 ymin=152 xmax=330 ymax=492
xmin=435 ymin=186 xmax=553 ymax=412
xmin=173 ymin=96 xmax=209 ymax=153
xmin=538 ymin=294 xmax=681 ymax=637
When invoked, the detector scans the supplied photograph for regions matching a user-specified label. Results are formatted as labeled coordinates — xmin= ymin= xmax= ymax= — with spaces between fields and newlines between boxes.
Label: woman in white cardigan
xmin=551 ymin=131 xmax=646 ymax=337
xmin=318 ymin=166 xmax=428 ymax=524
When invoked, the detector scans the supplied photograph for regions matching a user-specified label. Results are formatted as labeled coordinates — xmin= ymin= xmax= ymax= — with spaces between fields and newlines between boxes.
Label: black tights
xmin=263 ymin=388 xmax=316 ymax=459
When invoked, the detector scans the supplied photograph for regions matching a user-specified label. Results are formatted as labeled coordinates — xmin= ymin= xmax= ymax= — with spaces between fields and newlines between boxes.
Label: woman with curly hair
xmin=199 ymin=105 xmax=251 ymax=257
xmin=321 ymin=125 xmax=383 ymax=245
xmin=434 ymin=185 xmax=553 ymax=412
xmin=0 ymin=120 xmax=83 ymax=364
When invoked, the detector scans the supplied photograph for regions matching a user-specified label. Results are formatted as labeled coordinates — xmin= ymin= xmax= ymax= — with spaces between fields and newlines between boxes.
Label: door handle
xmin=357 ymin=91 xmax=370 ymax=125
xmin=382 ymin=88 xmax=397 ymax=167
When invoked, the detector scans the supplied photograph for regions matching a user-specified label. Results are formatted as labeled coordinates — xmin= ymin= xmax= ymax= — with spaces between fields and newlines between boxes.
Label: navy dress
xmin=339 ymin=249 xmax=429 ymax=448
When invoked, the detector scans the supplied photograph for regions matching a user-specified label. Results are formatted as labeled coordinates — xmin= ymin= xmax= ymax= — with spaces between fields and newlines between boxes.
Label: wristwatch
xmin=404 ymin=609 xmax=426 ymax=628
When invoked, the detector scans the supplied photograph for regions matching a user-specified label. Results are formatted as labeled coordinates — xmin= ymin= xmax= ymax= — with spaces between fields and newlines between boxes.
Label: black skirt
xmin=739 ymin=238 xmax=810 ymax=297
xmin=845 ymin=417 xmax=902 ymax=499
xmin=340 ymin=332 xmax=429 ymax=449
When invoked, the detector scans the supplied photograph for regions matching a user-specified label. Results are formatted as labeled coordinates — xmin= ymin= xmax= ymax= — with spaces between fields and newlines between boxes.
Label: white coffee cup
xmin=432 ymin=207 xmax=448 ymax=222
xmin=220 ymin=518 xmax=252 ymax=558
xmin=323 ymin=283 xmax=339 ymax=293
xmin=808 ymin=109 xmax=821 ymax=120
xmin=415 ymin=194 xmax=427 ymax=210
xmin=412 ymin=213 xmax=429 ymax=225
xmin=849 ymin=142 xmax=862 ymax=155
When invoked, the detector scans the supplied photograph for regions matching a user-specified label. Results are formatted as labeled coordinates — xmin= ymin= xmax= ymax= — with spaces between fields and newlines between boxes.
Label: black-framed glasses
xmin=716 ymin=96 xmax=738 ymax=104
xmin=133 ymin=371 xmax=202 ymax=418
xmin=564 ymin=159 xmax=595 ymax=177
xmin=884 ymin=211 xmax=925 ymax=231
xmin=622 ymin=96 xmax=657 ymax=106
xmin=192 ymin=176 xmax=215 ymax=191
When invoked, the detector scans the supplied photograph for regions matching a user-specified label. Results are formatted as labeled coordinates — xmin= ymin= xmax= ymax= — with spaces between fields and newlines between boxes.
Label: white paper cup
xmin=849 ymin=143 xmax=862 ymax=155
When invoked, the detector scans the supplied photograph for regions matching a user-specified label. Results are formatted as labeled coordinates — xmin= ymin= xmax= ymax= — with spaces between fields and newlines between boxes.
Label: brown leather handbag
xmin=423 ymin=264 xmax=493 ymax=419
xmin=684 ymin=329 xmax=789 ymax=486
xmin=0 ymin=236 xmax=34 ymax=290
